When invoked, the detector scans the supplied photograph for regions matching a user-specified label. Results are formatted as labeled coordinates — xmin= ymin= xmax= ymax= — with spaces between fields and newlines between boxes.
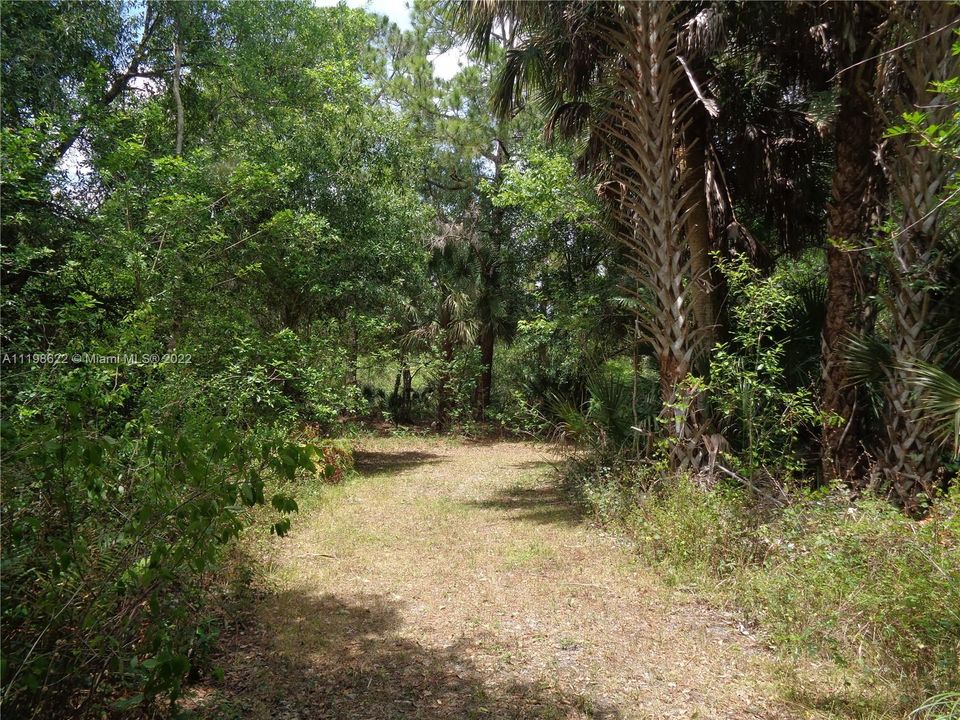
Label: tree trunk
xmin=632 ymin=317 xmax=640 ymax=455
xmin=682 ymin=94 xmax=722 ymax=348
xmin=171 ymin=18 xmax=184 ymax=157
xmin=600 ymin=2 xmax=700 ymax=469
xmin=881 ymin=2 xmax=958 ymax=513
xmin=345 ymin=321 xmax=358 ymax=387
xmin=474 ymin=136 xmax=507 ymax=421
xmin=50 ymin=1 xmax=160 ymax=167
xmin=820 ymin=4 xmax=884 ymax=485
xmin=436 ymin=324 xmax=453 ymax=432
xmin=882 ymin=236 xmax=943 ymax=513
xmin=474 ymin=323 xmax=494 ymax=419
xmin=401 ymin=363 xmax=413 ymax=421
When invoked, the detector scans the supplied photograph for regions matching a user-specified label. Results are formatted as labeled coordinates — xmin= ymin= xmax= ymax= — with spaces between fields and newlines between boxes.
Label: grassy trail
xmin=190 ymin=437 xmax=813 ymax=719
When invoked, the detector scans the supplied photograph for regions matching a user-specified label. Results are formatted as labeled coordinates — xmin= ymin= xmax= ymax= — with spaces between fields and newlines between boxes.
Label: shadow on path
xmin=465 ymin=483 xmax=584 ymax=527
xmin=354 ymin=449 xmax=442 ymax=477
xmin=511 ymin=460 xmax=556 ymax=472
xmin=192 ymin=590 xmax=621 ymax=719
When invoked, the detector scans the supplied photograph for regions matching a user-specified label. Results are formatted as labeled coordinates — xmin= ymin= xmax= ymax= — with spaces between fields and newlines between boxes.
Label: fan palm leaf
xmin=900 ymin=361 xmax=960 ymax=460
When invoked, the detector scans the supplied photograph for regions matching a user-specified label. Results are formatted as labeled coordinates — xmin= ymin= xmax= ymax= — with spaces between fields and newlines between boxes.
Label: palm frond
xmin=845 ymin=334 xmax=893 ymax=386
xmin=899 ymin=361 xmax=960 ymax=459
xmin=679 ymin=6 xmax=726 ymax=60
xmin=494 ymin=43 xmax=547 ymax=118
xmin=448 ymin=318 xmax=479 ymax=346
xmin=586 ymin=370 xmax=634 ymax=446
xmin=402 ymin=323 xmax=440 ymax=353
xmin=546 ymin=392 xmax=592 ymax=446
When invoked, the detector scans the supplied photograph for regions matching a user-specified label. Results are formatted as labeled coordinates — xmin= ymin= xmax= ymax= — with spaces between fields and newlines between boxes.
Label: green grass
xmin=503 ymin=540 xmax=555 ymax=567
xmin=574 ymin=469 xmax=960 ymax=718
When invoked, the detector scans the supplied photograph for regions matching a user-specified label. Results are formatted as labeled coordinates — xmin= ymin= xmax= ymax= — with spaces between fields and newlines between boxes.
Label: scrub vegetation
xmin=1 ymin=1 xmax=957 ymax=718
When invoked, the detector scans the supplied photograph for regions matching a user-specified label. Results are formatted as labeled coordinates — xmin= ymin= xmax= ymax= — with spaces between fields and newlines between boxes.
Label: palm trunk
xmin=632 ymin=317 xmax=640 ymax=455
xmin=436 ymin=303 xmax=452 ymax=431
xmin=821 ymin=4 xmax=884 ymax=485
xmin=683 ymin=99 xmax=722 ymax=348
xmin=474 ymin=135 xmax=507 ymax=421
xmin=436 ymin=333 xmax=453 ymax=432
xmin=883 ymin=239 xmax=942 ymax=511
xmin=601 ymin=1 xmax=700 ymax=468
xmin=881 ymin=3 xmax=957 ymax=512
xmin=474 ymin=324 xmax=494 ymax=419
xmin=401 ymin=363 xmax=413 ymax=421
xmin=345 ymin=321 xmax=358 ymax=387
xmin=392 ymin=369 xmax=401 ymax=404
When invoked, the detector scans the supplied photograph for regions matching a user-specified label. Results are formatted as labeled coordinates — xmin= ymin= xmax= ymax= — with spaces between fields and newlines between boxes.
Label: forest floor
xmin=186 ymin=437 xmax=858 ymax=720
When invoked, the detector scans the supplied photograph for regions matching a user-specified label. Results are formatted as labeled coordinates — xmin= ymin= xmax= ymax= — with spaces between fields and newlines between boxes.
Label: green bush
xmin=704 ymin=253 xmax=822 ymax=481
xmin=295 ymin=430 xmax=355 ymax=483
xmin=0 ymin=370 xmax=318 ymax=716
xmin=209 ymin=328 xmax=360 ymax=431
xmin=627 ymin=476 xmax=760 ymax=579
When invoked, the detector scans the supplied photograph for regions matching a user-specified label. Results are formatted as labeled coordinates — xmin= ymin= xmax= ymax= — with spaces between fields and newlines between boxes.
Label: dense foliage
xmin=1 ymin=0 xmax=958 ymax=716
xmin=1 ymin=1 xmax=428 ymax=714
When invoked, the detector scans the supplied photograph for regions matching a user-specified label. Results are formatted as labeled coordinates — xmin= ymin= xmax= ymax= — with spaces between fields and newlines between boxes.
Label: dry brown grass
xmin=186 ymin=437 xmax=825 ymax=719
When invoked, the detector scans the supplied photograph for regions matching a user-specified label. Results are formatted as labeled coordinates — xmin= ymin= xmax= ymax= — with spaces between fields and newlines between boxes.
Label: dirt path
xmin=192 ymin=437 xmax=803 ymax=719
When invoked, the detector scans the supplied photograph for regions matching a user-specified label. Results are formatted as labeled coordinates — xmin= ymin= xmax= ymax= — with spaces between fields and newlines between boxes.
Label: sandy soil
xmin=187 ymin=437 xmax=815 ymax=719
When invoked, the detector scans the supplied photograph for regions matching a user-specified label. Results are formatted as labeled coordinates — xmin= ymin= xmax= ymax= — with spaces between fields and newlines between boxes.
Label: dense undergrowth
xmin=569 ymin=457 xmax=960 ymax=716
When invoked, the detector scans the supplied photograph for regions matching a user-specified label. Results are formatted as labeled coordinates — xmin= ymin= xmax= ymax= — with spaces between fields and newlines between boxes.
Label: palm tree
xmin=595 ymin=1 xmax=703 ymax=465
xmin=455 ymin=0 xmax=705 ymax=464
xmin=455 ymin=0 xmax=851 ymax=464
xmin=879 ymin=2 xmax=958 ymax=511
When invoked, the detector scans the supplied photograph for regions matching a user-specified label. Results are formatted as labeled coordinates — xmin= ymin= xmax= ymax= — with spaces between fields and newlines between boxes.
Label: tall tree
xmin=880 ymin=3 xmax=958 ymax=511
xmin=386 ymin=4 xmax=528 ymax=419
xmin=596 ymin=1 xmax=701 ymax=464
xmin=406 ymin=221 xmax=481 ymax=430
xmin=455 ymin=0 xmax=704 ymax=460
xmin=820 ymin=2 xmax=887 ymax=484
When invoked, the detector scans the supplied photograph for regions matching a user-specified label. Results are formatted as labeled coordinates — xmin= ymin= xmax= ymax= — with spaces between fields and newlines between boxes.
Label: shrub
xmin=208 ymin=328 xmax=360 ymax=431
xmin=627 ymin=476 xmax=760 ymax=580
xmin=704 ymin=253 xmax=822 ymax=481
xmin=0 ymin=371 xmax=318 ymax=716
xmin=296 ymin=428 xmax=355 ymax=483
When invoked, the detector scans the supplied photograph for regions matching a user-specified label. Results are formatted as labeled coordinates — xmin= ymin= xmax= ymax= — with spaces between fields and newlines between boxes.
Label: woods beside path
xmin=3 ymin=2 xmax=959 ymax=717
xmin=188 ymin=438 xmax=838 ymax=720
